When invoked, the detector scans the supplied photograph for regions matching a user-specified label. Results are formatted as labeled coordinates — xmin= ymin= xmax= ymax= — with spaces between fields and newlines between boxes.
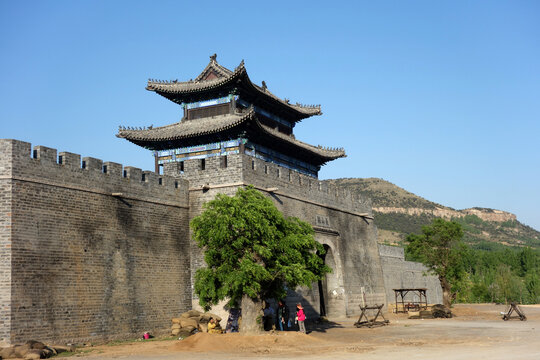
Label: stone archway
xmin=316 ymin=234 xmax=346 ymax=318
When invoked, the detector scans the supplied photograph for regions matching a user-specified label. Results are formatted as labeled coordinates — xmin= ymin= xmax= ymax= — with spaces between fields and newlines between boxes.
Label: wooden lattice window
xmin=187 ymin=103 xmax=230 ymax=120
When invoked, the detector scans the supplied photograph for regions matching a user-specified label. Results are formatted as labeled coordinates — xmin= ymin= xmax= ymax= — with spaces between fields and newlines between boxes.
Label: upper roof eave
xmin=145 ymin=58 xmax=322 ymax=119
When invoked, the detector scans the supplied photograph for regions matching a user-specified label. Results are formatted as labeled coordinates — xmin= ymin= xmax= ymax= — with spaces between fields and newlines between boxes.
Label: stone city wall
xmin=243 ymin=156 xmax=386 ymax=317
xmin=378 ymin=244 xmax=443 ymax=306
xmin=167 ymin=154 xmax=386 ymax=319
xmin=0 ymin=139 xmax=191 ymax=345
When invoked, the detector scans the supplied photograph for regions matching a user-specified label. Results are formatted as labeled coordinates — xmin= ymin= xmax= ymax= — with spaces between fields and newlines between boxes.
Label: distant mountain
xmin=325 ymin=178 xmax=540 ymax=250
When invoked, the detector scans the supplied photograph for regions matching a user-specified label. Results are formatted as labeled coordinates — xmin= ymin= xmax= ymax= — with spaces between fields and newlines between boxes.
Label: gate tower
xmin=117 ymin=55 xmax=387 ymax=318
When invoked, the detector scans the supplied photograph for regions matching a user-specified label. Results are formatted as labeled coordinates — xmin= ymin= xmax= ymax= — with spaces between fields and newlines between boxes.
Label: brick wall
xmin=1 ymin=139 xmax=192 ymax=345
xmin=378 ymin=244 xmax=443 ymax=305
xmin=0 ymin=137 xmax=442 ymax=344
xmin=242 ymin=155 xmax=386 ymax=317
xmin=171 ymin=153 xmax=386 ymax=319
xmin=0 ymin=140 xmax=13 ymax=346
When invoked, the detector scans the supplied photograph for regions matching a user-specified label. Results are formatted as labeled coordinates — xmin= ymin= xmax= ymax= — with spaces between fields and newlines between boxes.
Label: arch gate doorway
xmin=316 ymin=235 xmax=346 ymax=318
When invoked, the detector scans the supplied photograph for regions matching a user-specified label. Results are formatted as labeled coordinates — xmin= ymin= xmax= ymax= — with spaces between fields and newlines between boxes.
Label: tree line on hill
xmin=405 ymin=219 xmax=540 ymax=306
xmin=327 ymin=177 xmax=540 ymax=249
xmin=456 ymin=246 xmax=540 ymax=304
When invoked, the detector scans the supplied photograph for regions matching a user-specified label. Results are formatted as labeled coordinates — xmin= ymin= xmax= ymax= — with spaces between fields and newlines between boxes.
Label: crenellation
xmin=124 ymin=166 xmax=142 ymax=181
xmin=58 ymin=152 xmax=81 ymax=169
xmin=103 ymin=161 xmax=122 ymax=177
xmin=0 ymin=140 xmax=17 ymax=177
xmin=2 ymin=57 xmax=441 ymax=344
xmin=33 ymin=145 xmax=57 ymax=165
xmin=82 ymin=157 xmax=103 ymax=172
xmin=10 ymin=139 xmax=32 ymax=160
xmin=3 ymin=140 xmax=188 ymax=202
xmin=1 ymin=138 xmax=191 ymax=345
xmin=237 ymin=152 xmax=386 ymax=316
xmin=142 ymin=170 xmax=158 ymax=184
xmin=239 ymin=154 xmax=372 ymax=215
xmin=160 ymin=174 xmax=179 ymax=188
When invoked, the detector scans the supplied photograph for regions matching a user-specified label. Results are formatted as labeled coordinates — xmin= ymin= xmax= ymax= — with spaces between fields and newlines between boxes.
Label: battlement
xmin=163 ymin=151 xmax=373 ymax=216
xmin=378 ymin=244 xmax=405 ymax=259
xmin=0 ymin=139 xmax=189 ymax=205
xmin=242 ymin=155 xmax=372 ymax=216
xmin=1 ymin=139 xmax=192 ymax=345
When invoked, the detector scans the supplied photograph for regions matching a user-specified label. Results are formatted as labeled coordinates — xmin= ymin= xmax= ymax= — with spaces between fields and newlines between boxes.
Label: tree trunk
xmin=240 ymin=295 xmax=263 ymax=334
xmin=439 ymin=276 xmax=453 ymax=309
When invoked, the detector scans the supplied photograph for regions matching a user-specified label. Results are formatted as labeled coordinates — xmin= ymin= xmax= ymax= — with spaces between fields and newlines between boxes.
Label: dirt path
xmin=75 ymin=304 xmax=540 ymax=360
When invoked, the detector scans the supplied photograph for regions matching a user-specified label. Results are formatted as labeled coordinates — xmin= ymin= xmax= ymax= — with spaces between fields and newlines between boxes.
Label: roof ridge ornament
xmin=261 ymin=81 xmax=267 ymax=91
xmin=210 ymin=53 xmax=217 ymax=63
xmin=235 ymin=59 xmax=245 ymax=71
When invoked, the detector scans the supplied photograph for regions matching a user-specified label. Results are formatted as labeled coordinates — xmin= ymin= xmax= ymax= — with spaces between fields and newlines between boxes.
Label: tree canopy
xmin=406 ymin=219 xmax=540 ymax=305
xmin=191 ymin=186 xmax=330 ymax=330
xmin=406 ymin=218 xmax=466 ymax=307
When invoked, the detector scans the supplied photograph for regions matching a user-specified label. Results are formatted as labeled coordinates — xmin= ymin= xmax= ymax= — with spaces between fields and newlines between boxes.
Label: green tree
xmin=405 ymin=218 xmax=466 ymax=308
xmin=191 ymin=186 xmax=331 ymax=333
xmin=524 ymin=271 xmax=540 ymax=303
xmin=494 ymin=264 xmax=524 ymax=303
xmin=519 ymin=247 xmax=538 ymax=277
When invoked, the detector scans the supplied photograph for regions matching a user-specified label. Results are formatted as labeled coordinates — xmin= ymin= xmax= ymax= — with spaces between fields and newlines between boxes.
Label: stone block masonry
xmin=0 ymin=139 xmax=191 ymax=345
xmin=1 ymin=137 xmax=443 ymax=344
xmin=241 ymin=156 xmax=386 ymax=317
xmin=0 ymin=140 xmax=13 ymax=346
xmin=378 ymin=244 xmax=443 ymax=306
xmin=168 ymin=153 xmax=387 ymax=319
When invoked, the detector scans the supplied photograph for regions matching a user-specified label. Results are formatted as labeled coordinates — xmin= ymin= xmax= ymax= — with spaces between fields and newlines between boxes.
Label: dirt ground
xmin=75 ymin=304 xmax=540 ymax=360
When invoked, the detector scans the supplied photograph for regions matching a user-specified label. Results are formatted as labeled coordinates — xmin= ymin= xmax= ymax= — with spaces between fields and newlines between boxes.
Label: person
xmin=225 ymin=308 xmax=240 ymax=333
xmin=263 ymin=302 xmax=275 ymax=331
xmin=277 ymin=300 xmax=289 ymax=331
xmin=295 ymin=303 xmax=306 ymax=333
xmin=208 ymin=318 xmax=221 ymax=334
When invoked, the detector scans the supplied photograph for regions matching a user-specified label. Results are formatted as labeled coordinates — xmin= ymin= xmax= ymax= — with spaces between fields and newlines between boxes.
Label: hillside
xmin=326 ymin=178 xmax=540 ymax=249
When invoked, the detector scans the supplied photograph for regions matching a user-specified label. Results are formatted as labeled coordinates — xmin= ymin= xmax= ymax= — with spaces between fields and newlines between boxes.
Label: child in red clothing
xmin=295 ymin=303 xmax=306 ymax=333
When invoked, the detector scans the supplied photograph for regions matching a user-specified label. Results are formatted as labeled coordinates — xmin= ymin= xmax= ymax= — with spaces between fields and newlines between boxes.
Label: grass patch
xmin=55 ymin=349 xmax=98 ymax=357
xmin=106 ymin=336 xmax=177 ymax=346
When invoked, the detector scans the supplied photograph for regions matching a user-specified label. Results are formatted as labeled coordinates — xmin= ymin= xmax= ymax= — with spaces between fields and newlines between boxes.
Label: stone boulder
xmin=0 ymin=340 xmax=58 ymax=359
xmin=431 ymin=304 xmax=452 ymax=318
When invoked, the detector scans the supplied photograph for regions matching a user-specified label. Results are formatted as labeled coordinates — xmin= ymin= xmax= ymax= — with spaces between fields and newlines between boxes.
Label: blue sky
xmin=1 ymin=1 xmax=539 ymax=230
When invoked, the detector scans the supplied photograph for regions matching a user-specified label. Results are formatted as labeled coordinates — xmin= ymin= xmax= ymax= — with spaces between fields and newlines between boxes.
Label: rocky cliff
xmin=373 ymin=206 xmax=516 ymax=223
xmin=326 ymin=178 xmax=540 ymax=249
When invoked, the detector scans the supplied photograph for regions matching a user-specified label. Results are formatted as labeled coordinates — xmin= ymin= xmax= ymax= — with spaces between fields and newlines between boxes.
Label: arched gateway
xmin=314 ymin=231 xmax=347 ymax=317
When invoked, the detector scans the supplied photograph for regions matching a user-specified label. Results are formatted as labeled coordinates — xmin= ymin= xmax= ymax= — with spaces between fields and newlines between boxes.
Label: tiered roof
xmin=117 ymin=55 xmax=346 ymax=167
xmin=117 ymin=108 xmax=345 ymax=166
xmin=145 ymin=56 xmax=322 ymax=122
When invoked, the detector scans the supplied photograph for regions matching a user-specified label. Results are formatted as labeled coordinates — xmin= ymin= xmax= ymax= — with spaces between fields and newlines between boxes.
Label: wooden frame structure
xmin=393 ymin=288 xmax=428 ymax=313
xmin=354 ymin=304 xmax=389 ymax=328
xmin=502 ymin=302 xmax=527 ymax=321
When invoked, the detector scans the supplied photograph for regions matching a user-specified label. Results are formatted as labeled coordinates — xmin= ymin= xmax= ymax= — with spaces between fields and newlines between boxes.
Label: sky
xmin=1 ymin=1 xmax=539 ymax=230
